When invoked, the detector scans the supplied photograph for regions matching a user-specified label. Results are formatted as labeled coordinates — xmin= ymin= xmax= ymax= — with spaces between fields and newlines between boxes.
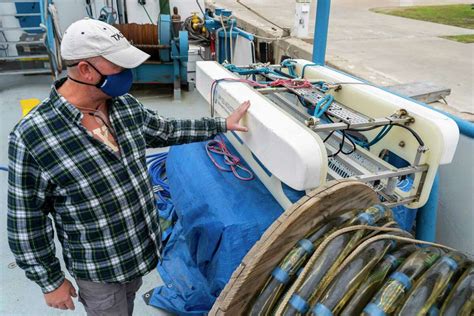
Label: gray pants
xmin=76 ymin=277 xmax=143 ymax=316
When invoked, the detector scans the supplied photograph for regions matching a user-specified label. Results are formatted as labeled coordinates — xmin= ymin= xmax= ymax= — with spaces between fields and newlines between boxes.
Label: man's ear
xmin=76 ymin=61 xmax=95 ymax=82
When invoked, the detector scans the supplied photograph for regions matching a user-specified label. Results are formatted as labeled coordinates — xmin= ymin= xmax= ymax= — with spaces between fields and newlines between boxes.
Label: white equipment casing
xmin=196 ymin=61 xmax=327 ymax=202
xmin=187 ymin=45 xmax=205 ymax=88
xmin=196 ymin=60 xmax=459 ymax=209
xmin=293 ymin=59 xmax=459 ymax=208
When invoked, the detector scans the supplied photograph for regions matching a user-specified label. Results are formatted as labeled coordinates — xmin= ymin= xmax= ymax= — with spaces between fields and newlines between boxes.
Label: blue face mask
xmin=68 ymin=61 xmax=133 ymax=97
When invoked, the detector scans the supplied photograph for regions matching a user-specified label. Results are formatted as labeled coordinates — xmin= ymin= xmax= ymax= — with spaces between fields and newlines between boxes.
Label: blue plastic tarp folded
xmin=148 ymin=136 xmax=303 ymax=315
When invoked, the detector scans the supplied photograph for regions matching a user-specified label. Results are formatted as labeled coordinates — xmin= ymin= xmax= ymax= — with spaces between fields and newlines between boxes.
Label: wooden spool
xmin=114 ymin=23 xmax=161 ymax=59
xmin=210 ymin=180 xmax=379 ymax=315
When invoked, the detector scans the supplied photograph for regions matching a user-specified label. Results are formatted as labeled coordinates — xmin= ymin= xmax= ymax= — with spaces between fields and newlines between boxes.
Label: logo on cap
xmin=111 ymin=33 xmax=124 ymax=41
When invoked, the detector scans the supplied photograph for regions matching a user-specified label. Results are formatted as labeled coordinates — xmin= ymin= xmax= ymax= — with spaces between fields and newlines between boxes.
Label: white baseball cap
xmin=61 ymin=18 xmax=150 ymax=68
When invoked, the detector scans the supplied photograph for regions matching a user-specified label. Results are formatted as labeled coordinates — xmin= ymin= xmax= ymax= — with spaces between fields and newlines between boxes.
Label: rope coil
xmin=206 ymin=136 xmax=254 ymax=181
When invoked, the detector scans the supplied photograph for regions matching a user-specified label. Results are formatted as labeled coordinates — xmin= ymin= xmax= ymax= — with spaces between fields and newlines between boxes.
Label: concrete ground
xmin=0 ymin=75 xmax=209 ymax=315
xmin=209 ymin=0 xmax=473 ymax=120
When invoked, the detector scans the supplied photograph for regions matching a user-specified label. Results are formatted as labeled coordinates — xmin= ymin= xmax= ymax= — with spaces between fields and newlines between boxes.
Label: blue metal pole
xmin=416 ymin=173 xmax=439 ymax=241
xmin=312 ymin=0 xmax=331 ymax=65
xmin=39 ymin=0 xmax=54 ymax=57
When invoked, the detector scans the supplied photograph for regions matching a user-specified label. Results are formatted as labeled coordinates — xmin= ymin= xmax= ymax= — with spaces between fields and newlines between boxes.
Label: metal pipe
xmin=312 ymin=0 xmax=331 ymax=65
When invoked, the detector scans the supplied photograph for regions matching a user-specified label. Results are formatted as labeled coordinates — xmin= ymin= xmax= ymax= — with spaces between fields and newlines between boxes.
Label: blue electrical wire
xmin=281 ymin=59 xmax=297 ymax=77
xmin=225 ymin=64 xmax=271 ymax=75
xmin=0 ymin=165 xmax=7 ymax=172
xmin=313 ymin=94 xmax=334 ymax=118
xmin=349 ymin=125 xmax=393 ymax=149
xmin=301 ymin=63 xmax=318 ymax=78
xmin=146 ymin=152 xmax=171 ymax=206
xmin=312 ymin=81 xmax=329 ymax=92
xmin=225 ymin=64 xmax=290 ymax=79
xmin=146 ymin=152 xmax=177 ymax=242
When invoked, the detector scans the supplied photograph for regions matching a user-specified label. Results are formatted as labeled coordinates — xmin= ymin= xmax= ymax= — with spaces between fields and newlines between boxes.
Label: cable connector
xmin=393 ymin=109 xmax=415 ymax=125
xmin=305 ymin=116 xmax=320 ymax=127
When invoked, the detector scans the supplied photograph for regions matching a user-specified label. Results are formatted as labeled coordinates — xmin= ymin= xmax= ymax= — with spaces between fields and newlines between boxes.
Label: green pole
xmin=159 ymin=0 xmax=170 ymax=15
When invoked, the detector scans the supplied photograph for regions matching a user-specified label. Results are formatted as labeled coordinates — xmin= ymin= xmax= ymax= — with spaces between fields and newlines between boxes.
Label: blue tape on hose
xmin=298 ymin=239 xmax=315 ymax=254
xmin=390 ymin=272 xmax=412 ymax=290
xmin=289 ymin=294 xmax=309 ymax=313
xmin=441 ymin=256 xmax=458 ymax=271
xmin=358 ymin=213 xmax=374 ymax=225
xmin=364 ymin=303 xmax=387 ymax=316
xmin=271 ymin=267 xmax=290 ymax=284
xmin=428 ymin=306 xmax=440 ymax=316
xmin=385 ymin=254 xmax=398 ymax=267
xmin=373 ymin=204 xmax=386 ymax=215
xmin=312 ymin=303 xmax=333 ymax=316
xmin=389 ymin=240 xmax=397 ymax=250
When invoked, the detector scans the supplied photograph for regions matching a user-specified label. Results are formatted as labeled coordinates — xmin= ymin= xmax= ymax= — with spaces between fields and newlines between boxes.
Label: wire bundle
xmin=312 ymin=95 xmax=334 ymax=118
xmin=268 ymin=79 xmax=314 ymax=89
xmin=209 ymin=76 xmax=316 ymax=117
xmin=182 ymin=15 xmax=210 ymax=44
xmin=225 ymin=64 xmax=275 ymax=76
xmin=248 ymin=204 xmax=472 ymax=316
xmin=146 ymin=152 xmax=172 ymax=207
xmin=146 ymin=152 xmax=177 ymax=241
xmin=281 ymin=59 xmax=297 ymax=77
xmin=221 ymin=62 xmax=424 ymax=159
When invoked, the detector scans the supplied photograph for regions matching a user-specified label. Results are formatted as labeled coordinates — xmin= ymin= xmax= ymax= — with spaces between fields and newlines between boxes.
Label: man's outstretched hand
xmin=44 ymin=278 xmax=77 ymax=310
xmin=226 ymin=100 xmax=251 ymax=132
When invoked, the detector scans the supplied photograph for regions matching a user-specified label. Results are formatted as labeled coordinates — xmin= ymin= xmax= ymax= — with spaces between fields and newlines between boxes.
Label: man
xmin=7 ymin=18 xmax=250 ymax=315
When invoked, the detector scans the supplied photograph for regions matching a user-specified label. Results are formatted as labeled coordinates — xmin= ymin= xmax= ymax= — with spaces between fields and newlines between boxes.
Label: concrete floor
xmin=210 ymin=0 xmax=473 ymax=120
xmin=0 ymin=75 xmax=209 ymax=315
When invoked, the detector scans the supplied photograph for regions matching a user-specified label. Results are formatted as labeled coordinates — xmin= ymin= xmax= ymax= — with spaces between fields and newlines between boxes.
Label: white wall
xmin=54 ymin=0 xmax=94 ymax=33
xmin=437 ymin=134 xmax=474 ymax=254
xmin=55 ymin=0 xmax=205 ymax=31
xmin=125 ymin=0 xmax=160 ymax=24
xmin=124 ymin=0 xmax=205 ymax=24
xmin=0 ymin=0 xmax=206 ymax=42
xmin=0 ymin=2 xmax=24 ymax=57
xmin=170 ymin=0 xmax=205 ymax=22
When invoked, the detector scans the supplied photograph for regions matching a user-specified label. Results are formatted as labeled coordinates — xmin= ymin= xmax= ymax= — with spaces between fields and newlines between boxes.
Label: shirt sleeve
xmin=138 ymin=103 xmax=227 ymax=148
xmin=7 ymin=132 xmax=64 ymax=294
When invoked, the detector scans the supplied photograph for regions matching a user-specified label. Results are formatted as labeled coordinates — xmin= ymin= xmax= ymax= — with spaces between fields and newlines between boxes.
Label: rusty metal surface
xmin=114 ymin=23 xmax=161 ymax=60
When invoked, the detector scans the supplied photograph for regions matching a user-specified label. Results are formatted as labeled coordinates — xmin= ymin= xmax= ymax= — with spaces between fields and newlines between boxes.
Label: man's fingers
xmin=226 ymin=101 xmax=250 ymax=132
xmin=65 ymin=297 xmax=76 ymax=310
xmin=70 ymin=286 xmax=77 ymax=297
xmin=239 ymin=100 xmax=251 ymax=113
xmin=230 ymin=101 xmax=250 ymax=122
xmin=52 ymin=303 xmax=66 ymax=310
xmin=233 ymin=125 xmax=249 ymax=132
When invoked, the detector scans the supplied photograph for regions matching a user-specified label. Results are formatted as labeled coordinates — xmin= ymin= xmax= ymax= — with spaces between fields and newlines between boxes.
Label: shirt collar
xmin=50 ymin=78 xmax=83 ymax=123
xmin=49 ymin=78 xmax=121 ymax=122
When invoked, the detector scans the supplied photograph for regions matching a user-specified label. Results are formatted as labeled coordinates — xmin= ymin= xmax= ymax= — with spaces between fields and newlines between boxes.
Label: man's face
xmin=79 ymin=57 xmax=124 ymax=84
xmin=71 ymin=57 xmax=124 ymax=98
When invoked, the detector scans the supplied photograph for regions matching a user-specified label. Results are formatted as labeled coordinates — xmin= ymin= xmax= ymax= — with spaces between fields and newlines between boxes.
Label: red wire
xmin=205 ymin=136 xmax=254 ymax=181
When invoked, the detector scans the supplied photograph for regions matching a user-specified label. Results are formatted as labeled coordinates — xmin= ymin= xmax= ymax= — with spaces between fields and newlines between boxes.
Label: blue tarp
xmin=146 ymin=136 xmax=417 ymax=314
xmin=148 ymin=136 xmax=301 ymax=315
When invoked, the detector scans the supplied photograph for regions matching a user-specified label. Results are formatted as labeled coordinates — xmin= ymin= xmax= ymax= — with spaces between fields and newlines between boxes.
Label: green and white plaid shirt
xmin=8 ymin=78 xmax=226 ymax=293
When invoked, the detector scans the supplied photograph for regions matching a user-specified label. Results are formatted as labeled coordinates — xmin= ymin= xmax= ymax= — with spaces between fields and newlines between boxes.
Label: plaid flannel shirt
xmin=8 ymin=78 xmax=226 ymax=293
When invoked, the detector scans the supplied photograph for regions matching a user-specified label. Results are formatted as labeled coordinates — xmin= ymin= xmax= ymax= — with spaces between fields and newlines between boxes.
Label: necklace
xmin=75 ymin=104 xmax=119 ymax=152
